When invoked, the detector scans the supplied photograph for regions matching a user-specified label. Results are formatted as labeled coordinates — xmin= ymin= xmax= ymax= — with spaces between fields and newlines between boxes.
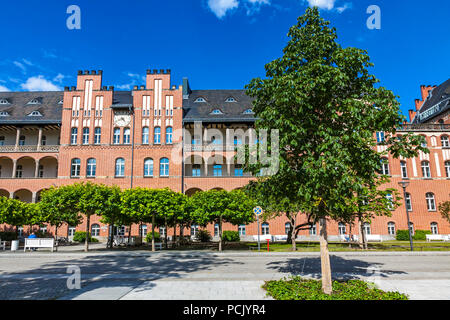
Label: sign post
xmin=254 ymin=207 xmax=263 ymax=252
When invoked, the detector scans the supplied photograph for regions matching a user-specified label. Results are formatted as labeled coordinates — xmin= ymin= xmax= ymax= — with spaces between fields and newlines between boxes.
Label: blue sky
xmin=0 ymin=0 xmax=448 ymax=117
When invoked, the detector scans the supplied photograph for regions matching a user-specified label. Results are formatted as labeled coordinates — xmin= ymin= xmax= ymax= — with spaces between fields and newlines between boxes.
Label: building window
xmin=238 ymin=225 xmax=246 ymax=236
xmin=123 ymin=128 xmax=131 ymax=144
xmin=195 ymin=97 xmax=206 ymax=103
xmin=310 ymin=224 xmax=317 ymax=235
xmin=115 ymin=158 xmax=125 ymax=177
xmin=212 ymin=137 xmax=222 ymax=145
xmin=213 ymin=165 xmax=222 ymax=177
xmin=159 ymin=227 xmax=166 ymax=237
xmin=405 ymin=193 xmax=412 ymax=212
xmin=400 ymin=161 xmax=408 ymax=179
xmin=338 ymin=223 xmax=346 ymax=235
xmin=41 ymin=135 xmax=46 ymax=146
xmin=140 ymin=224 xmax=148 ymax=237
xmin=380 ymin=158 xmax=390 ymax=175
xmin=160 ymin=158 xmax=169 ymax=177
xmin=285 ymin=222 xmax=291 ymax=235
xmin=243 ymin=109 xmax=254 ymax=114
xmin=91 ymin=224 xmax=100 ymax=237
xmin=388 ymin=222 xmax=396 ymax=236
xmin=191 ymin=224 xmax=199 ymax=237
xmin=82 ymin=127 xmax=89 ymax=145
xmin=113 ymin=128 xmax=121 ymax=144
xmin=0 ymin=136 xmax=4 ymax=146
xmin=445 ymin=161 xmax=450 ymax=178
xmin=426 ymin=193 xmax=436 ymax=211
xmin=19 ymin=136 xmax=25 ymax=146
xmin=18 ymin=227 xmax=23 ymax=237
xmin=16 ymin=165 xmax=23 ymax=178
xmin=71 ymin=158 xmax=81 ymax=177
xmin=214 ymin=224 xmax=219 ymax=237
xmin=68 ymin=226 xmax=76 ymax=237
xmin=421 ymin=136 xmax=428 ymax=148
xmin=442 ymin=136 xmax=450 ymax=148
xmin=376 ymin=132 xmax=385 ymax=143
xmin=144 ymin=158 xmax=154 ymax=177
xmin=431 ymin=222 xmax=439 ymax=235
xmin=191 ymin=136 xmax=200 ymax=145
xmin=234 ymin=137 xmax=242 ymax=145
xmin=364 ymin=223 xmax=371 ymax=235
xmin=192 ymin=165 xmax=201 ymax=177
xmin=262 ymin=223 xmax=269 ymax=235
xmin=211 ymin=109 xmax=223 ymax=115
xmin=71 ymin=128 xmax=78 ymax=145
xmin=86 ymin=158 xmax=96 ymax=178
xmin=234 ymin=165 xmax=243 ymax=177
xmin=386 ymin=193 xmax=394 ymax=210
xmin=166 ymin=127 xmax=173 ymax=144
xmin=154 ymin=127 xmax=161 ymax=144
xmin=409 ymin=222 xmax=415 ymax=236
xmin=142 ymin=127 xmax=149 ymax=144
xmin=421 ymin=161 xmax=431 ymax=178
xmin=38 ymin=165 xmax=44 ymax=178
xmin=94 ymin=127 xmax=101 ymax=145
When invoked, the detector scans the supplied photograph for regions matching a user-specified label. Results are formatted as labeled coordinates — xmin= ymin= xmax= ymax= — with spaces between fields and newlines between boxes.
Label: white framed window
xmin=0 ymin=111 xmax=9 ymax=116
xmin=243 ymin=109 xmax=254 ymax=114
xmin=19 ymin=136 xmax=25 ymax=146
xmin=431 ymin=222 xmax=438 ymax=235
xmin=18 ymin=227 xmax=23 ymax=237
xmin=71 ymin=128 xmax=78 ymax=145
xmin=192 ymin=165 xmax=201 ymax=177
xmin=400 ymin=161 xmax=408 ymax=179
xmin=310 ymin=224 xmax=317 ymax=236
xmin=123 ymin=128 xmax=131 ymax=144
xmin=82 ymin=127 xmax=89 ymax=145
xmin=405 ymin=193 xmax=412 ymax=212
xmin=113 ymin=128 xmax=121 ymax=144
xmin=159 ymin=226 xmax=166 ymax=237
xmin=386 ymin=193 xmax=394 ymax=210
xmin=214 ymin=224 xmax=219 ymax=237
xmin=195 ymin=97 xmax=206 ymax=103
xmin=28 ymin=99 xmax=40 ymax=105
xmin=16 ymin=165 xmax=23 ymax=178
xmin=38 ymin=165 xmax=44 ymax=178
xmin=211 ymin=109 xmax=223 ymax=115
xmin=191 ymin=224 xmax=199 ymax=237
xmin=442 ymin=136 xmax=450 ymax=148
xmin=421 ymin=161 xmax=431 ymax=178
xmin=213 ymin=165 xmax=222 ymax=177
xmin=166 ymin=127 xmax=173 ymax=144
xmin=445 ymin=161 xmax=450 ymax=178
xmin=388 ymin=222 xmax=396 ymax=236
xmin=144 ymin=158 xmax=154 ymax=177
xmin=338 ymin=223 xmax=346 ymax=235
xmin=381 ymin=158 xmax=390 ymax=175
xmin=409 ymin=222 xmax=415 ymax=236
xmin=140 ymin=224 xmax=148 ymax=237
xmin=426 ymin=193 xmax=436 ymax=211
xmin=86 ymin=158 xmax=96 ymax=178
xmin=154 ymin=127 xmax=161 ymax=144
xmin=226 ymin=97 xmax=236 ymax=102
xmin=160 ymin=158 xmax=169 ymax=177
xmin=91 ymin=224 xmax=100 ymax=237
xmin=142 ymin=127 xmax=149 ymax=144
xmin=71 ymin=158 xmax=80 ymax=177
xmin=0 ymin=98 xmax=9 ymax=104
xmin=376 ymin=131 xmax=385 ymax=143
xmin=28 ymin=111 xmax=42 ymax=117
xmin=261 ymin=223 xmax=269 ymax=235
xmin=238 ymin=225 xmax=246 ymax=236
xmin=115 ymin=158 xmax=125 ymax=177
xmin=68 ymin=226 xmax=76 ymax=237
xmin=285 ymin=222 xmax=291 ymax=235
xmin=94 ymin=127 xmax=101 ymax=145
xmin=364 ymin=223 xmax=371 ymax=235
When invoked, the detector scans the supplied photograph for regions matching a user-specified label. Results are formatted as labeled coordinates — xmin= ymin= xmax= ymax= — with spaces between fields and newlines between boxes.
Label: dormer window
xmin=0 ymin=111 xmax=9 ymax=116
xmin=58 ymin=100 xmax=64 ymax=105
xmin=243 ymin=109 xmax=254 ymax=114
xmin=210 ymin=109 xmax=223 ymax=115
xmin=28 ymin=98 xmax=41 ymax=105
xmin=226 ymin=97 xmax=236 ymax=103
xmin=28 ymin=111 xmax=43 ymax=117
xmin=0 ymin=99 xmax=9 ymax=104
xmin=195 ymin=97 xmax=206 ymax=103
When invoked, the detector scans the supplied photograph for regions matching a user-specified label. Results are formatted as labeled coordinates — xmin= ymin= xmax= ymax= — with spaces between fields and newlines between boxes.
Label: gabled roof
xmin=415 ymin=79 xmax=450 ymax=123
xmin=0 ymin=91 xmax=63 ymax=124
xmin=183 ymin=90 xmax=256 ymax=123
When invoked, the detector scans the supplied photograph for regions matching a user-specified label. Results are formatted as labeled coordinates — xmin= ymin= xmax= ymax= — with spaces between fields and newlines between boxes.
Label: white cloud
xmin=306 ymin=0 xmax=335 ymax=10
xmin=13 ymin=61 xmax=27 ymax=74
xmin=336 ymin=2 xmax=352 ymax=13
xmin=0 ymin=85 xmax=10 ymax=92
xmin=53 ymin=73 xmax=66 ymax=83
xmin=20 ymin=76 xmax=62 ymax=91
xmin=245 ymin=0 xmax=270 ymax=15
xmin=208 ymin=0 xmax=239 ymax=19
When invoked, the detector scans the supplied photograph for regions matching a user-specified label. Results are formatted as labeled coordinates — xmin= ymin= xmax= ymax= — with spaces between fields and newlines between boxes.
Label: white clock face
xmin=114 ymin=114 xmax=131 ymax=127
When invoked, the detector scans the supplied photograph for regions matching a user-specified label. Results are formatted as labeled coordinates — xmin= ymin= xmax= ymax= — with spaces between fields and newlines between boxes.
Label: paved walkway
xmin=1 ymin=250 xmax=450 ymax=300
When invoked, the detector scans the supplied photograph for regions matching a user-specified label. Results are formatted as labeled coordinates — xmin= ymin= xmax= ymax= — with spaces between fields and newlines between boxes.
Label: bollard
xmin=267 ymin=239 xmax=270 ymax=252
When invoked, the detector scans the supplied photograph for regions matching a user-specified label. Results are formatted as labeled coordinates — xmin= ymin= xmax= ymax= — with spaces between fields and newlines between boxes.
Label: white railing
xmin=0 ymin=145 xmax=60 ymax=153
xmin=426 ymin=234 xmax=449 ymax=242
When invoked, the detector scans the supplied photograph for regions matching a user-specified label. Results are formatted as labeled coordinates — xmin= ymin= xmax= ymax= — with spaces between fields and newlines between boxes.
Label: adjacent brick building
xmin=0 ymin=70 xmax=449 ymax=242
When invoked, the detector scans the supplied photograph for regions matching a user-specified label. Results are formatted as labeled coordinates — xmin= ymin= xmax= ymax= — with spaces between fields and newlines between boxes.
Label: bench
xmin=24 ymin=238 xmax=55 ymax=252
xmin=366 ymin=235 xmax=383 ymax=242
xmin=426 ymin=234 xmax=449 ymax=242
xmin=252 ymin=235 xmax=273 ymax=242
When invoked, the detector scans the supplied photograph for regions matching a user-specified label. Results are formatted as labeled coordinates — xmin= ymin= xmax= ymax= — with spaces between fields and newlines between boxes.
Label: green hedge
xmin=0 ymin=232 xmax=17 ymax=241
xmin=195 ymin=229 xmax=212 ymax=242
xmin=73 ymin=231 xmax=99 ymax=243
xmin=396 ymin=230 xmax=431 ymax=241
xmin=222 ymin=231 xmax=240 ymax=242
xmin=145 ymin=231 xmax=161 ymax=243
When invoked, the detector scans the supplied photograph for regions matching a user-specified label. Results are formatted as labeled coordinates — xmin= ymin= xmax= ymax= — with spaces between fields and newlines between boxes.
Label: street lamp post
xmin=398 ymin=181 xmax=414 ymax=252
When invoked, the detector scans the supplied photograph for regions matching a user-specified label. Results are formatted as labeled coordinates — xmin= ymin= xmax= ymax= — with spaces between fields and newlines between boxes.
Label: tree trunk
xmin=55 ymin=225 xmax=58 ymax=239
xmin=319 ymin=218 xmax=332 ymax=295
xmin=179 ymin=225 xmax=184 ymax=245
xmin=164 ymin=217 xmax=168 ymax=249
xmin=359 ymin=217 xmax=368 ymax=250
xmin=291 ymin=215 xmax=297 ymax=251
xmin=85 ymin=215 xmax=90 ymax=253
xmin=348 ymin=223 xmax=352 ymax=249
xmin=109 ymin=223 xmax=115 ymax=249
xmin=218 ymin=216 xmax=223 ymax=252
xmin=127 ymin=224 xmax=132 ymax=245
xmin=173 ymin=225 xmax=177 ymax=248
xmin=151 ymin=212 xmax=155 ymax=252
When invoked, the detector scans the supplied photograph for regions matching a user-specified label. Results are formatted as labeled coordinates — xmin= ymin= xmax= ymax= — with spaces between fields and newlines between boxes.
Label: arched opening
xmin=0 ymin=157 xmax=13 ymax=178
xmin=185 ymin=155 xmax=206 ymax=177
xmin=37 ymin=156 xmax=58 ymax=178
xmin=0 ymin=189 xmax=9 ymax=198
xmin=16 ymin=156 xmax=36 ymax=178
xmin=13 ymin=189 xmax=33 ymax=203
xmin=185 ymin=188 xmax=202 ymax=197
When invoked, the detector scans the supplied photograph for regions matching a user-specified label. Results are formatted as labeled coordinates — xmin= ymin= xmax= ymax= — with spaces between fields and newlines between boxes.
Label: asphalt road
xmin=1 ymin=251 xmax=449 ymax=300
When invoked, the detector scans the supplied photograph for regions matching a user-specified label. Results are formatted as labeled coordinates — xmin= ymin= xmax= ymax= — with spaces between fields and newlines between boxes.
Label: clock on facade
xmin=114 ymin=114 xmax=131 ymax=127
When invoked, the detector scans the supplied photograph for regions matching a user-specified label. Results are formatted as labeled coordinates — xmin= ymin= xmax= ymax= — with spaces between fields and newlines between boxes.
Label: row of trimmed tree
xmin=0 ymin=183 xmax=256 ymax=252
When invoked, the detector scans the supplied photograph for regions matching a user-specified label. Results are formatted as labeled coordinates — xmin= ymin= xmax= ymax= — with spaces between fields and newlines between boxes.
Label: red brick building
xmin=0 ymin=70 xmax=449 ymax=242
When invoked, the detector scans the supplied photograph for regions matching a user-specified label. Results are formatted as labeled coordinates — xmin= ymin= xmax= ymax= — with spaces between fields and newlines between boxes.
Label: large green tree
xmin=191 ymin=189 xmax=255 ymax=251
xmin=439 ymin=198 xmax=450 ymax=224
xmin=245 ymin=7 xmax=426 ymax=294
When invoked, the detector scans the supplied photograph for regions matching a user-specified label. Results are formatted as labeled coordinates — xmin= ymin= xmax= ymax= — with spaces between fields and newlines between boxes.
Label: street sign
xmin=254 ymin=206 xmax=263 ymax=216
